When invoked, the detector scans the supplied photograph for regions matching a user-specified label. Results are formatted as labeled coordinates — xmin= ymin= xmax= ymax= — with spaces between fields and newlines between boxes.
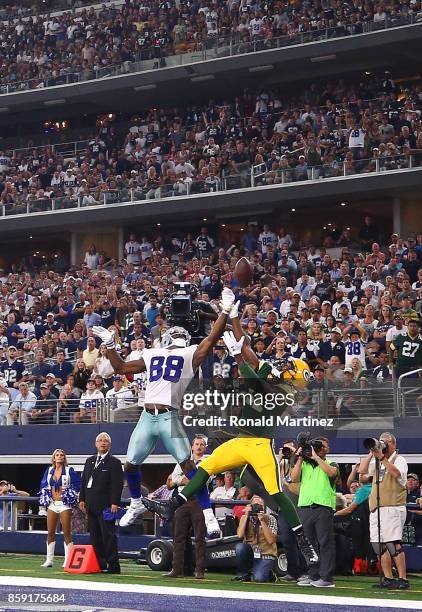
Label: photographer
xmin=291 ymin=435 xmax=338 ymax=588
xmin=278 ymin=441 xmax=307 ymax=581
xmin=359 ymin=432 xmax=409 ymax=590
xmin=235 ymin=495 xmax=278 ymax=582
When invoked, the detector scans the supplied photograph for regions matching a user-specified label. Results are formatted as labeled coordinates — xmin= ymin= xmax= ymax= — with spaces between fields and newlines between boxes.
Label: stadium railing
xmin=397 ymin=369 xmax=422 ymax=417
xmin=0 ymin=0 xmax=124 ymax=20
xmin=0 ymin=495 xmax=255 ymax=537
xmin=1 ymin=154 xmax=419 ymax=218
xmin=1 ymin=396 xmax=141 ymax=426
xmin=2 ymin=378 xmax=421 ymax=426
xmin=0 ymin=16 xmax=420 ymax=95
xmin=9 ymin=140 xmax=90 ymax=161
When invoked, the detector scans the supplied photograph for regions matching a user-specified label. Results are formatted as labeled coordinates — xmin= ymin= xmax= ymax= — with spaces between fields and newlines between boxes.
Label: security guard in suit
xmin=79 ymin=432 xmax=123 ymax=573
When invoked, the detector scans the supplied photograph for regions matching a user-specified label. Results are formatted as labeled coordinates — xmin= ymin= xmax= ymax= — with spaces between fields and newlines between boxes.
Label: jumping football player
xmin=92 ymin=287 xmax=235 ymax=535
xmin=143 ymin=303 xmax=318 ymax=566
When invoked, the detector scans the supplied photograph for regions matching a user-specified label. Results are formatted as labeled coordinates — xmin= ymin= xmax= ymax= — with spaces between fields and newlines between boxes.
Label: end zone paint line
xmin=0 ymin=576 xmax=421 ymax=610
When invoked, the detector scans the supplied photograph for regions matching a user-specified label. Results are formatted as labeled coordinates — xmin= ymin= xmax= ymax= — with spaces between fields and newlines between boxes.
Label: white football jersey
xmin=79 ymin=390 xmax=104 ymax=411
xmin=125 ymin=241 xmax=141 ymax=265
xmin=344 ymin=339 xmax=366 ymax=369
xmin=143 ymin=345 xmax=197 ymax=408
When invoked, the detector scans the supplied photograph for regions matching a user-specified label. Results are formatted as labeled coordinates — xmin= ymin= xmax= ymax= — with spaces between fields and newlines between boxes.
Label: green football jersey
xmin=208 ymin=360 xmax=294 ymax=442
xmin=392 ymin=333 xmax=422 ymax=368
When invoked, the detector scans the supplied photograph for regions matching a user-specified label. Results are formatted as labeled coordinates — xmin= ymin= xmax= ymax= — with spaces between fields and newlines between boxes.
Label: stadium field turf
xmin=0 ymin=554 xmax=421 ymax=602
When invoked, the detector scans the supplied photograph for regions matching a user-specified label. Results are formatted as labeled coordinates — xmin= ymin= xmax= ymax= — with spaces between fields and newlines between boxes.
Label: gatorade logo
xmin=69 ymin=547 xmax=86 ymax=570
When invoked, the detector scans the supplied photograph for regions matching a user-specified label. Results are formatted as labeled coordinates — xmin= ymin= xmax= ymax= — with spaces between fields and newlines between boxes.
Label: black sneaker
xmin=397 ymin=578 xmax=410 ymax=590
xmin=142 ymin=495 xmax=184 ymax=520
xmin=231 ymin=574 xmax=251 ymax=582
xmin=373 ymin=577 xmax=398 ymax=589
xmin=297 ymin=533 xmax=318 ymax=566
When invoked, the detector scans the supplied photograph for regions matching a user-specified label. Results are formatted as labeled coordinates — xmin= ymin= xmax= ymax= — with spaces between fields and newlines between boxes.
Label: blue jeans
xmin=235 ymin=542 xmax=275 ymax=582
xmin=277 ymin=513 xmax=307 ymax=579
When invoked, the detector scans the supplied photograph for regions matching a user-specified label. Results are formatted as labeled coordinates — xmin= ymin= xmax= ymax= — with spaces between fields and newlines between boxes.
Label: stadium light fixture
xmin=310 ymin=54 xmax=336 ymax=63
xmin=134 ymin=84 xmax=157 ymax=92
xmin=249 ymin=65 xmax=274 ymax=73
xmin=43 ymin=99 xmax=66 ymax=106
xmin=190 ymin=75 xmax=215 ymax=82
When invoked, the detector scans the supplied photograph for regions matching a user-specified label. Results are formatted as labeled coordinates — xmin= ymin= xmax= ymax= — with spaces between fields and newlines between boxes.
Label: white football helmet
xmin=161 ymin=326 xmax=191 ymax=349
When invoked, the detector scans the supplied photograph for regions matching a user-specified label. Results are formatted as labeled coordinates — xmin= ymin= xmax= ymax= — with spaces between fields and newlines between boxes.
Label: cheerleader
xmin=38 ymin=449 xmax=80 ymax=568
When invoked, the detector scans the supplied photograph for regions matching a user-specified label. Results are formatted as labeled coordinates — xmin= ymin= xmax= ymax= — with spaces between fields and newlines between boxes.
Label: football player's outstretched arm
xmin=92 ymin=326 xmax=146 ymax=374
xmin=192 ymin=288 xmax=234 ymax=371
xmin=108 ymin=350 xmax=145 ymax=375
xmin=230 ymin=302 xmax=259 ymax=369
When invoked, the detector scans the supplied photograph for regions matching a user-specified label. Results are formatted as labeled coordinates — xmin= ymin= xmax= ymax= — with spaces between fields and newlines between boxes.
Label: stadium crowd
xmin=0 ymin=0 xmax=420 ymax=92
xmin=0 ymin=0 xmax=91 ymax=20
xmin=0 ymin=218 xmax=420 ymax=425
xmin=2 ymin=72 xmax=422 ymax=213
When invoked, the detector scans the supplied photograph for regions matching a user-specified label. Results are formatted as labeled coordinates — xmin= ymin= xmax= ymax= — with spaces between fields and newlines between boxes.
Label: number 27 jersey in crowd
xmin=142 ymin=345 xmax=198 ymax=409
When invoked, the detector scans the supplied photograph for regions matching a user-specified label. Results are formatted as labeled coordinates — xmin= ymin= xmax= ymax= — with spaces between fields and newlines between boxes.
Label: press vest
xmin=368 ymin=454 xmax=407 ymax=512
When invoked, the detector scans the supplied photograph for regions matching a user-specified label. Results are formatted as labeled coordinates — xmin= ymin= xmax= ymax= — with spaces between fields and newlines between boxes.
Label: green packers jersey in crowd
xmin=391 ymin=333 xmax=422 ymax=368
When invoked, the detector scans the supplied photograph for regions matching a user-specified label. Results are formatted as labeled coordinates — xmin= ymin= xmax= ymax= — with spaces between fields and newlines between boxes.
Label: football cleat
xmin=297 ymin=533 xmax=318 ymax=566
xmin=119 ymin=499 xmax=146 ymax=527
xmin=142 ymin=495 xmax=184 ymax=520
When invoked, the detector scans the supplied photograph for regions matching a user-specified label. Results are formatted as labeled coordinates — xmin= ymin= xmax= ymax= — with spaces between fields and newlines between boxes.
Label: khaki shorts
xmin=370 ymin=506 xmax=406 ymax=542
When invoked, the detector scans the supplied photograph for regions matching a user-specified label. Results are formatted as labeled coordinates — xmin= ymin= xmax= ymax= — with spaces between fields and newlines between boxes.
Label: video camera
xmin=297 ymin=431 xmax=324 ymax=461
xmin=363 ymin=437 xmax=388 ymax=454
xmin=162 ymin=282 xmax=201 ymax=334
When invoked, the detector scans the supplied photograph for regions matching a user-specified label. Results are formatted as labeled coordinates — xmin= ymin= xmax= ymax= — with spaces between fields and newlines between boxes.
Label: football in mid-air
xmin=234 ymin=257 xmax=253 ymax=287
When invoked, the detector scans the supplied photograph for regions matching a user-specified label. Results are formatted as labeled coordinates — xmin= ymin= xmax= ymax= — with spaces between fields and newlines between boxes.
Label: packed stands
xmin=0 ymin=0 xmax=421 ymax=93
xmin=1 ymin=71 xmax=421 ymax=215
xmin=0 ymin=220 xmax=420 ymax=425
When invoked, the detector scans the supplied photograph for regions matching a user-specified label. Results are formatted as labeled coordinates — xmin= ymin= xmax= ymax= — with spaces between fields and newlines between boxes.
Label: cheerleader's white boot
xmin=62 ymin=542 xmax=73 ymax=568
xmin=41 ymin=542 xmax=55 ymax=567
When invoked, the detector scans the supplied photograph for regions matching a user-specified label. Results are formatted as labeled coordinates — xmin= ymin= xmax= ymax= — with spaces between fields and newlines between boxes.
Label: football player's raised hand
xmin=92 ymin=326 xmax=115 ymax=349
xmin=220 ymin=287 xmax=235 ymax=314
xmin=229 ymin=300 xmax=240 ymax=319
xmin=223 ymin=331 xmax=244 ymax=356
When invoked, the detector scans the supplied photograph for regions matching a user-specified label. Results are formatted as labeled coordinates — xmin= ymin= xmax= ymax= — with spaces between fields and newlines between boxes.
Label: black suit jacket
xmin=79 ymin=453 xmax=123 ymax=515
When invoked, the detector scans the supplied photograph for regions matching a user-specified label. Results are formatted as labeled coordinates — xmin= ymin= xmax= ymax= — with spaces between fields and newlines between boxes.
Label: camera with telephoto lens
xmin=363 ymin=437 xmax=388 ymax=454
xmin=281 ymin=446 xmax=293 ymax=460
xmin=161 ymin=282 xmax=200 ymax=334
xmin=297 ymin=431 xmax=324 ymax=461
xmin=249 ymin=503 xmax=264 ymax=516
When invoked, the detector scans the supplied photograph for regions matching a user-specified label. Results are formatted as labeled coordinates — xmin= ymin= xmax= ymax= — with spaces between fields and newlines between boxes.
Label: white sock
xmin=203 ymin=508 xmax=215 ymax=521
